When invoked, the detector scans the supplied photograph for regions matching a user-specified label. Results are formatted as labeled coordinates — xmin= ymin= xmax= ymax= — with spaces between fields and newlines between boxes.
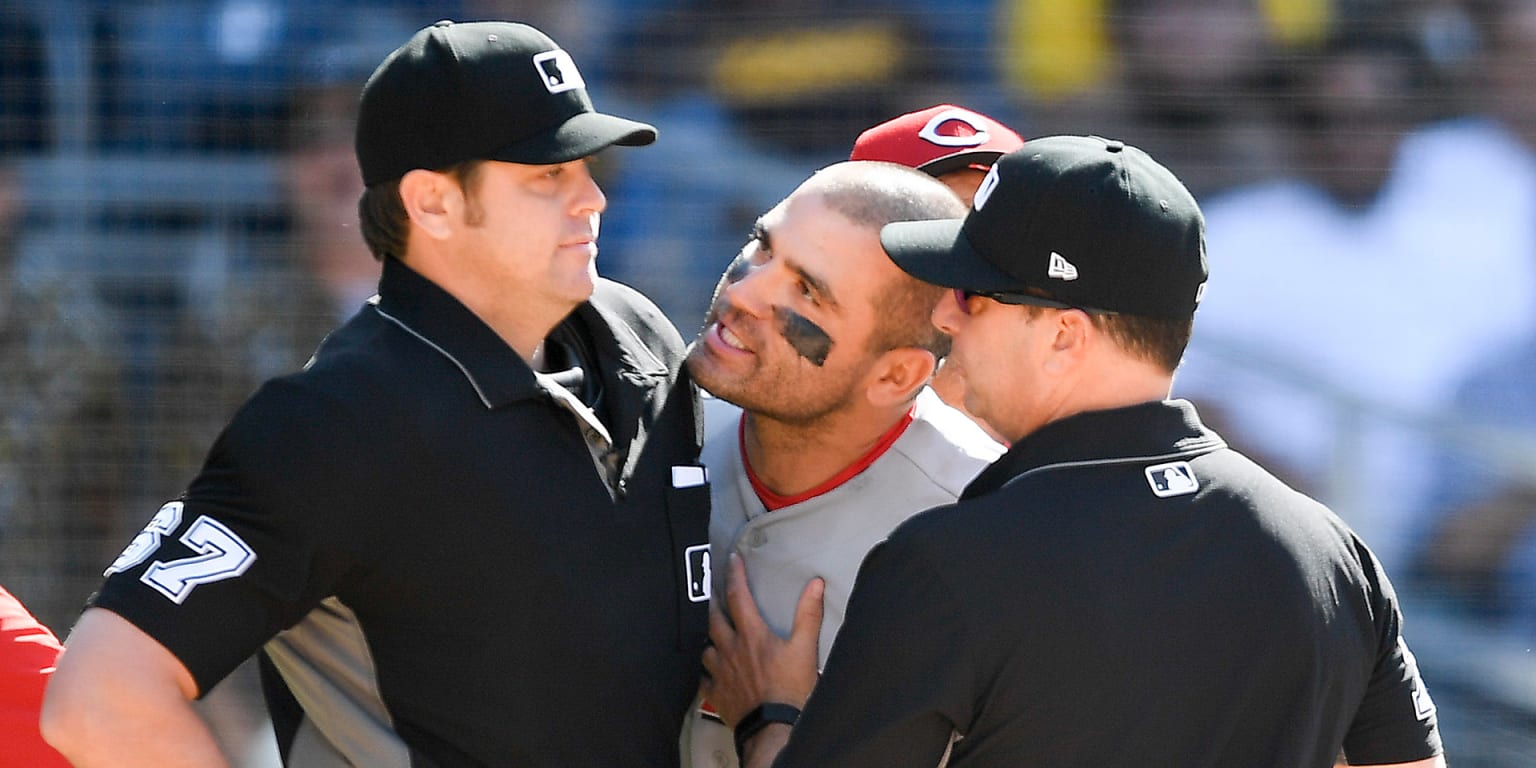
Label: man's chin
xmin=682 ymin=346 xmax=720 ymax=392
xmin=684 ymin=350 xmax=748 ymax=407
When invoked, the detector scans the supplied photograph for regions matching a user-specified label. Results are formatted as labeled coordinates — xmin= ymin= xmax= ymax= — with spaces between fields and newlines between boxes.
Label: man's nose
xmin=573 ymin=162 xmax=607 ymax=216
xmin=932 ymin=288 xmax=970 ymax=335
xmin=721 ymin=265 xmax=773 ymax=318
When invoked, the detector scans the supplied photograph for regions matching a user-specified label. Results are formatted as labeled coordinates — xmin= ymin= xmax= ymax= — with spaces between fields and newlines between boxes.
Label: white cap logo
xmin=972 ymin=164 xmax=1000 ymax=211
xmin=685 ymin=544 xmax=712 ymax=603
xmin=1047 ymin=252 xmax=1079 ymax=281
xmin=917 ymin=108 xmax=992 ymax=148
xmin=534 ymin=50 xmax=585 ymax=94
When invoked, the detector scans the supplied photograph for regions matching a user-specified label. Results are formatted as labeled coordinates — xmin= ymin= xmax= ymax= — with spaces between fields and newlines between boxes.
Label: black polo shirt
xmin=94 ymin=257 xmax=711 ymax=766
xmin=774 ymin=400 xmax=1442 ymax=767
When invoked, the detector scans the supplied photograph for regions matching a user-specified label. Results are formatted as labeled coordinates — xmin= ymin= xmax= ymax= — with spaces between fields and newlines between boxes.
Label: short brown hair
xmin=357 ymin=161 xmax=487 ymax=262
xmin=1018 ymin=302 xmax=1193 ymax=372
xmin=869 ymin=277 xmax=951 ymax=359
xmin=1092 ymin=313 xmax=1193 ymax=372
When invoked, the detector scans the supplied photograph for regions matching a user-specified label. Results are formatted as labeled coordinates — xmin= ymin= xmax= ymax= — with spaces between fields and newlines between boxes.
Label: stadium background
xmin=0 ymin=0 xmax=1533 ymax=763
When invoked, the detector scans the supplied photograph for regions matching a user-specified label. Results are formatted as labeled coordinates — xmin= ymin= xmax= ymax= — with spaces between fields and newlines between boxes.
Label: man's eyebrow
xmin=789 ymin=261 xmax=838 ymax=309
xmin=757 ymin=216 xmax=837 ymax=308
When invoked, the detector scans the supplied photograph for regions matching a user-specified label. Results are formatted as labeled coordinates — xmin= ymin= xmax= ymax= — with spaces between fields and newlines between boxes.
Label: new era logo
xmin=1047 ymin=252 xmax=1078 ymax=281
xmin=1145 ymin=461 xmax=1198 ymax=497
xmin=533 ymin=50 xmax=585 ymax=94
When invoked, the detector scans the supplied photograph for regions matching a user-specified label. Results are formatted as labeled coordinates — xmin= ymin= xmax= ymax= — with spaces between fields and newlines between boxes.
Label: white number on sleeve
xmin=105 ymin=501 xmax=183 ymax=576
xmin=141 ymin=516 xmax=257 ymax=604
xmin=1400 ymin=637 xmax=1437 ymax=721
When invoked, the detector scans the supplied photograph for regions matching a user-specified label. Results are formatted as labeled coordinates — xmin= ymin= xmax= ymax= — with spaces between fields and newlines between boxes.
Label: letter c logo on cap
xmin=917 ymin=108 xmax=992 ymax=148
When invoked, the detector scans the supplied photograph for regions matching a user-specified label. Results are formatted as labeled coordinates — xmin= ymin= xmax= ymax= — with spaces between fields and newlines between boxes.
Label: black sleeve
xmin=774 ymin=529 xmax=975 ymax=767
xmin=1341 ymin=537 xmax=1444 ymax=764
xmin=90 ymin=378 xmax=377 ymax=695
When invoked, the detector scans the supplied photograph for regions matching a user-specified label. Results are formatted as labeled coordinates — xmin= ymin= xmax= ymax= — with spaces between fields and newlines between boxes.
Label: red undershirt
xmin=741 ymin=408 xmax=917 ymax=511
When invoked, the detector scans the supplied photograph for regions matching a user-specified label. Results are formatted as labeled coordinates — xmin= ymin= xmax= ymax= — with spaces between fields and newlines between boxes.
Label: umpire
xmin=715 ymin=136 xmax=1446 ymax=768
xmin=44 ymin=20 xmax=711 ymax=767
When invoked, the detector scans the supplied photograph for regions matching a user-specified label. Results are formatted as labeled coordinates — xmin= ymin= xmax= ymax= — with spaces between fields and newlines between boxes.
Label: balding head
xmin=793 ymin=160 xmax=968 ymax=231
xmin=784 ymin=161 xmax=966 ymax=358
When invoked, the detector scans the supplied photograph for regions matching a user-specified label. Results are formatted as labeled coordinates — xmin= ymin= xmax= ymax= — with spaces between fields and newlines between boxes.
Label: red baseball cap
xmin=850 ymin=104 xmax=1025 ymax=177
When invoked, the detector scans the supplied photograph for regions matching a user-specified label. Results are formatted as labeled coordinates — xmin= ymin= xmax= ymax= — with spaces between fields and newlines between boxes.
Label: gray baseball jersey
xmin=684 ymin=388 xmax=1003 ymax=768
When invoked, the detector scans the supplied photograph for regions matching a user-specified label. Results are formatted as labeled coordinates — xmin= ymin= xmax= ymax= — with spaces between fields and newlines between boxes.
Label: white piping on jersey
xmin=373 ymin=304 xmax=620 ymax=494
xmin=371 ymin=304 xmax=497 ymax=409
xmin=997 ymin=442 xmax=1226 ymax=493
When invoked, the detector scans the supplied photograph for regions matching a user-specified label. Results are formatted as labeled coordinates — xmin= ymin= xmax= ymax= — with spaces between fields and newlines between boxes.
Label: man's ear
xmin=865 ymin=347 xmax=938 ymax=408
xmin=1042 ymin=308 xmax=1094 ymax=375
xmin=398 ymin=169 xmax=455 ymax=241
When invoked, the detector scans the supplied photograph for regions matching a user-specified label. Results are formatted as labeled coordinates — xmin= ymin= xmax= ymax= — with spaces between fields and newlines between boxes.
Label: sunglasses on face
xmin=953 ymin=288 xmax=1118 ymax=316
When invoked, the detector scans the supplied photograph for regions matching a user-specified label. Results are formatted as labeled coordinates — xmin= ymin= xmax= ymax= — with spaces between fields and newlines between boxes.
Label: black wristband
xmin=734 ymin=702 xmax=801 ymax=763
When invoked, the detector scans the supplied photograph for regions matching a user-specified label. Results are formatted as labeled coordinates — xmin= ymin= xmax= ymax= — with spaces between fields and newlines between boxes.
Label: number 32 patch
xmin=106 ymin=501 xmax=257 ymax=604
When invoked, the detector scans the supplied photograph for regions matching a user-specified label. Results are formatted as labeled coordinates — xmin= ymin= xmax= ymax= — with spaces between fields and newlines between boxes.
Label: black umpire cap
xmin=881 ymin=135 xmax=1208 ymax=319
xmin=355 ymin=20 xmax=657 ymax=187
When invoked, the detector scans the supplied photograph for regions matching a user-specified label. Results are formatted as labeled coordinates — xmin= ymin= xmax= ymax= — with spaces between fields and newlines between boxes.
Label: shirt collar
xmin=370 ymin=258 xmax=673 ymax=411
xmin=370 ymin=257 xmax=545 ymax=408
xmin=963 ymin=399 xmax=1225 ymax=500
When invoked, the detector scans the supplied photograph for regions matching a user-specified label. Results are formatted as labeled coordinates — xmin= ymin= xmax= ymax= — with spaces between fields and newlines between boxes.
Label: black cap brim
xmin=881 ymin=218 xmax=1023 ymax=292
xmin=917 ymin=150 xmax=1006 ymax=177
xmin=489 ymin=111 xmax=657 ymax=166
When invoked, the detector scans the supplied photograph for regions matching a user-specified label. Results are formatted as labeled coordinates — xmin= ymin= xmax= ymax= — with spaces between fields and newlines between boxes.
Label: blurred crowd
xmin=0 ymin=0 xmax=1534 ymax=761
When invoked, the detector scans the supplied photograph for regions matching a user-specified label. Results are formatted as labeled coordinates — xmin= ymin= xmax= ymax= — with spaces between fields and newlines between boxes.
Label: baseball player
xmin=849 ymin=104 xmax=1025 ymax=443
xmin=712 ymin=137 xmax=1446 ymax=767
xmin=681 ymin=160 xmax=1004 ymax=768
xmin=43 ymin=21 xmax=710 ymax=767
xmin=849 ymin=103 xmax=1026 ymax=207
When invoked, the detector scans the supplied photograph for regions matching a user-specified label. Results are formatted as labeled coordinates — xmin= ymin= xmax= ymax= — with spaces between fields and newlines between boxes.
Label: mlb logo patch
xmin=533 ymin=50 xmax=585 ymax=94
xmin=1144 ymin=461 xmax=1198 ymax=497
xmin=685 ymin=544 xmax=712 ymax=603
